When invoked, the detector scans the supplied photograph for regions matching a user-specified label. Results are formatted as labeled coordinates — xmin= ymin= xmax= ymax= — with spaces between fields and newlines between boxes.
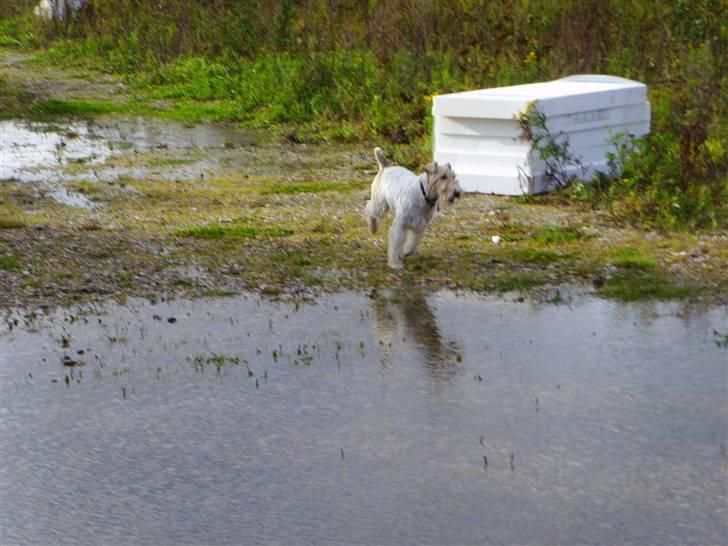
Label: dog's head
xmin=424 ymin=161 xmax=462 ymax=204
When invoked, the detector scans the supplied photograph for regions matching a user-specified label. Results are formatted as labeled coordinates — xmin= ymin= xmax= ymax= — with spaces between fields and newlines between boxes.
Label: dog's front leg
xmin=402 ymin=227 xmax=425 ymax=257
xmin=387 ymin=218 xmax=407 ymax=269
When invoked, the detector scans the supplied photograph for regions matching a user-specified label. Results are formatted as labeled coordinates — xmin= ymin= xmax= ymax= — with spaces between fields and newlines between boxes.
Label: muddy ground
xmin=1 ymin=48 xmax=727 ymax=309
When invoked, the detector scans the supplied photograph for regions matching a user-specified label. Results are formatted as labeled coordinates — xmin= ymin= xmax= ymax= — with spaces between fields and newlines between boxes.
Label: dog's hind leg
xmin=365 ymin=170 xmax=388 ymax=234
xmin=367 ymin=213 xmax=379 ymax=234
xmin=365 ymin=198 xmax=388 ymax=234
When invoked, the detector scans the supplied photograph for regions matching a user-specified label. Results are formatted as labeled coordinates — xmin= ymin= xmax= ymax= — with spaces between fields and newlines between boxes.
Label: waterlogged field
xmin=2 ymin=290 xmax=727 ymax=544
xmin=1 ymin=40 xmax=727 ymax=546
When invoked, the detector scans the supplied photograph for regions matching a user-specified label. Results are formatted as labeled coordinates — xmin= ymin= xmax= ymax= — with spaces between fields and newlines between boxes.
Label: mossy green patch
xmin=533 ymin=225 xmax=586 ymax=244
xmin=200 ymin=288 xmax=239 ymax=298
xmin=189 ymin=352 xmax=241 ymax=373
xmin=263 ymin=181 xmax=358 ymax=195
xmin=155 ymin=100 xmax=239 ymax=122
xmin=611 ymin=246 xmax=658 ymax=270
xmin=598 ymin=272 xmax=698 ymax=302
xmin=496 ymin=222 xmax=531 ymax=242
xmin=505 ymin=247 xmax=567 ymax=265
xmin=146 ymin=157 xmax=198 ymax=167
xmin=32 ymin=99 xmax=135 ymax=116
xmin=0 ymin=254 xmax=19 ymax=271
xmin=0 ymin=217 xmax=25 ymax=229
xmin=177 ymin=222 xmax=293 ymax=239
xmin=113 ymin=272 xmax=135 ymax=288
xmin=0 ymin=77 xmax=33 ymax=119
xmin=467 ymin=272 xmax=549 ymax=294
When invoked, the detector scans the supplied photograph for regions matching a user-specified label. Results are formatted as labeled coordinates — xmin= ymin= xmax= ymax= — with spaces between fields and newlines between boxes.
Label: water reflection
xmin=371 ymin=284 xmax=461 ymax=378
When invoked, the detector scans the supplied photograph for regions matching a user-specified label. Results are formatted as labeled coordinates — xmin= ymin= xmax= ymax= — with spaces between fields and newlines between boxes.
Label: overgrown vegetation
xmin=521 ymin=99 xmax=726 ymax=229
xmin=0 ymin=0 xmax=725 ymax=230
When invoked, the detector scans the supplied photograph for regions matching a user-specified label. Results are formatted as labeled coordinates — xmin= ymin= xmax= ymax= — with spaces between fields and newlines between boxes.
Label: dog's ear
xmin=424 ymin=161 xmax=438 ymax=175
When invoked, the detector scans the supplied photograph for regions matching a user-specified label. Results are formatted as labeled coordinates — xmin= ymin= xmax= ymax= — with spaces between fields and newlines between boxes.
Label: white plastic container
xmin=432 ymin=75 xmax=650 ymax=195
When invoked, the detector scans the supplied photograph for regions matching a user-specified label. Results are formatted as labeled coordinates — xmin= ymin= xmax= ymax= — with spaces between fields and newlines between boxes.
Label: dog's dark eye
xmin=441 ymin=174 xmax=447 ymax=179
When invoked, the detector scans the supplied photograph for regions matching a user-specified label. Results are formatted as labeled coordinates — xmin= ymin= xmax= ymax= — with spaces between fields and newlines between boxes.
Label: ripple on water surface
xmin=1 ymin=290 xmax=726 ymax=545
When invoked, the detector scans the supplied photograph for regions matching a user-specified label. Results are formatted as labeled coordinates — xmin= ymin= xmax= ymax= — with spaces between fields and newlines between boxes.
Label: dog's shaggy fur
xmin=365 ymin=147 xmax=462 ymax=269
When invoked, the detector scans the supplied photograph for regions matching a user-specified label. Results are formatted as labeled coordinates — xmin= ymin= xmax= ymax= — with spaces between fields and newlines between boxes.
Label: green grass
xmin=611 ymin=246 xmax=658 ymax=270
xmin=0 ymin=218 xmax=26 ymax=229
xmin=0 ymin=76 xmax=33 ymax=119
xmin=0 ymin=254 xmax=19 ymax=270
xmin=200 ymin=288 xmax=239 ymax=298
xmin=146 ymin=157 xmax=198 ymax=167
xmin=598 ymin=272 xmax=698 ymax=302
xmin=189 ymin=352 xmax=241 ymax=372
xmin=156 ymin=100 xmax=239 ymax=122
xmin=505 ymin=247 xmax=567 ymax=265
xmin=32 ymin=99 xmax=135 ymax=116
xmin=113 ymin=272 xmax=135 ymax=288
xmin=533 ymin=225 xmax=586 ymax=244
xmin=466 ymin=272 xmax=549 ymax=293
xmin=29 ymin=97 xmax=235 ymax=122
xmin=263 ymin=181 xmax=357 ymax=195
xmin=176 ymin=222 xmax=294 ymax=239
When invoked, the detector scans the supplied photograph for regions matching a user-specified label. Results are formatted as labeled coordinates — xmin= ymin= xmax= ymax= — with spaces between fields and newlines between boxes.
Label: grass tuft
xmin=611 ymin=246 xmax=658 ymax=270
xmin=0 ymin=254 xmax=20 ymax=271
xmin=505 ymin=247 xmax=567 ymax=264
xmin=533 ymin=225 xmax=586 ymax=244
xmin=32 ymin=99 xmax=133 ymax=116
xmin=598 ymin=273 xmax=698 ymax=301
xmin=263 ymin=181 xmax=357 ymax=195
xmin=0 ymin=218 xmax=26 ymax=229
xmin=176 ymin=222 xmax=293 ymax=239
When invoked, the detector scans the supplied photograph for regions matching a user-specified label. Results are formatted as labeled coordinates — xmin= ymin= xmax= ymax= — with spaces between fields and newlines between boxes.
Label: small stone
xmin=491 ymin=235 xmax=501 ymax=244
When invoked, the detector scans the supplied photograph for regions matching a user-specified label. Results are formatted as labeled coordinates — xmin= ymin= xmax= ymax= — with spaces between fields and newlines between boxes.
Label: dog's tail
xmin=373 ymin=147 xmax=390 ymax=171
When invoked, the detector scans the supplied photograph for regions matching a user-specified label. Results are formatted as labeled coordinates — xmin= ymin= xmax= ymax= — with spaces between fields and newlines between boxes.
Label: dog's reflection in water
xmin=371 ymin=285 xmax=461 ymax=379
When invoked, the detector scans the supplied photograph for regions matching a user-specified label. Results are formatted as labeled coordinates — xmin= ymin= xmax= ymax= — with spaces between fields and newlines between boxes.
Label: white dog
xmin=365 ymin=147 xmax=462 ymax=269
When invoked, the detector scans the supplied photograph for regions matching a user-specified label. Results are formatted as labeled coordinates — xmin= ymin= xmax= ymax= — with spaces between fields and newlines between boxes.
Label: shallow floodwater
xmin=1 ymin=290 xmax=726 ymax=545
xmin=0 ymin=118 xmax=258 ymax=206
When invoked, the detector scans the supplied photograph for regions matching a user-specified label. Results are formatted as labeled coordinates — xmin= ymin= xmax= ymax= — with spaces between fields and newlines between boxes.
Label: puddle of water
xmin=0 ymin=118 xmax=259 ymax=207
xmin=1 ymin=290 xmax=726 ymax=545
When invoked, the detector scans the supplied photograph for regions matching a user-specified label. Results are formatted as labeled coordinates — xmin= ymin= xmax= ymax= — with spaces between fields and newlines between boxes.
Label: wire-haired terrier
xmin=365 ymin=147 xmax=462 ymax=269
